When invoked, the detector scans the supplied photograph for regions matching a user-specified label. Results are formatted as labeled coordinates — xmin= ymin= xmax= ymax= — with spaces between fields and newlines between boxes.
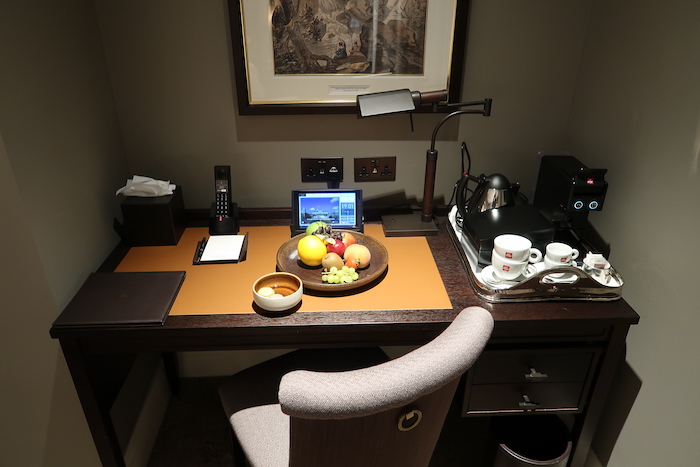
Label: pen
xmin=192 ymin=237 xmax=207 ymax=265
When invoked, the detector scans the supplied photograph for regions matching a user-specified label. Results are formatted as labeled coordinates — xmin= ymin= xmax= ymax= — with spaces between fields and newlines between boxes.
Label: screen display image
xmin=294 ymin=190 xmax=362 ymax=230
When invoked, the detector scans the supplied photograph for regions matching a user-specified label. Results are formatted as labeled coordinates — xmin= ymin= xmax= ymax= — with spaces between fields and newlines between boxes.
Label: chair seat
xmin=219 ymin=348 xmax=390 ymax=466
xmin=228 ymin=403 xmax=288 ymax=467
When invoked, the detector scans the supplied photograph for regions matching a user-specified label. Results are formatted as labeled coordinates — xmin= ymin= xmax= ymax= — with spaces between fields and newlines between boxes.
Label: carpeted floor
xmin=147 ymin=378 xmax=233 ymax=467
xmin=147 ymin=377 xmax=494 ymax=467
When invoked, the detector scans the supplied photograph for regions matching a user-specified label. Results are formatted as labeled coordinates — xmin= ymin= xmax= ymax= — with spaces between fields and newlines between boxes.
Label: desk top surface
xmin=114 ymin=224 xmax=452 ymax=316
xmin=50 ymin=218 xmax=639 ymax=347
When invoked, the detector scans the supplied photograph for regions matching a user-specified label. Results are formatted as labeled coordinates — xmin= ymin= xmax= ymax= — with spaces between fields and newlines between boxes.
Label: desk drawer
xmin=462 ymin=348 xmax=599 ymax=416
xmin=465 ymin=382 xmax=585 ymax=414
xmin=472 ymin=349 xmax=595 ymax=384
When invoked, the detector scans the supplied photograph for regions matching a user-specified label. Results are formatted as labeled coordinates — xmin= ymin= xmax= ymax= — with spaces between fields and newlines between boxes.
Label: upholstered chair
xmin=218 ymin=306 xmax=494 ymax=467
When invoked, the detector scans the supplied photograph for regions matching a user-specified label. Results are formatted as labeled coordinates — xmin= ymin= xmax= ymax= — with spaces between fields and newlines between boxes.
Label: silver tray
xmin=447 ymin=208 xmax=623 ymax=303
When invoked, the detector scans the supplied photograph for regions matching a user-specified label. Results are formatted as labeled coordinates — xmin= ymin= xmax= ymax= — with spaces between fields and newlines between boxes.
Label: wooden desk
xmin=50 ymin=218 xmax=639 ymax=467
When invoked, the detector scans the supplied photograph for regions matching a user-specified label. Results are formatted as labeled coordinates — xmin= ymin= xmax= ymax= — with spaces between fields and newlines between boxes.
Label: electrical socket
xmin=301 ymin=158 xmax=343 ymax=184
xmin=354 ymin=157 xmax=396 ymax=182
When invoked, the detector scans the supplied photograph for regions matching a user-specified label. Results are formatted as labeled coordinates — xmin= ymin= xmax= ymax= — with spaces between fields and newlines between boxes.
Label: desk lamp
xmin=357 ymin=89 xmax=492 ymax=236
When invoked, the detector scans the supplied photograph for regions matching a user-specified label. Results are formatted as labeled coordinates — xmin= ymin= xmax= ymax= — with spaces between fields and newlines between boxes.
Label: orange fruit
xmin=297 ymin=235 xmax=327 ymax=266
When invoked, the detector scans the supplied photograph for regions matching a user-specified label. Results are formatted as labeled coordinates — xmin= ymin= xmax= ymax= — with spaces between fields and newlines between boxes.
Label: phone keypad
xmin=216 ymin=192 xmax=229 ymax=217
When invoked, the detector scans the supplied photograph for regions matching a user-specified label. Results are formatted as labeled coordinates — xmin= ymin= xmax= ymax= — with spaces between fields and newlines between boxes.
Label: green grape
xmin=321 ymin=265 xmax=360 ymax=285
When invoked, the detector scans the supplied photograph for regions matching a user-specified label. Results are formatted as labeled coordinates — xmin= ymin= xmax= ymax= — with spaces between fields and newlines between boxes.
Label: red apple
xmin=326 ymin=239 xmax=346 ymax=257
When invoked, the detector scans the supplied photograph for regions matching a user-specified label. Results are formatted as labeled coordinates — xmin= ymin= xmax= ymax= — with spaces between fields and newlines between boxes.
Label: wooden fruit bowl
xmin=276 ymin=232 xmax=388 ymax=292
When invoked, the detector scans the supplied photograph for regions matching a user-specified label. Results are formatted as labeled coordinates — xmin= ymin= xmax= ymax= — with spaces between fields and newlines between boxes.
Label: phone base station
xmin=209 ymin=202 xmax=239 ymax=235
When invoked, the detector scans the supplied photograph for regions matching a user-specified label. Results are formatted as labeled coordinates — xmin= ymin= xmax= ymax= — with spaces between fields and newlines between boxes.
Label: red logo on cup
xmin=506 ymin=252 xmax=513 ymax=259
xmin=502 ymin=265 xmax=511 ymax=272
xmin=559 ymin=258 xmax=567 ymax=263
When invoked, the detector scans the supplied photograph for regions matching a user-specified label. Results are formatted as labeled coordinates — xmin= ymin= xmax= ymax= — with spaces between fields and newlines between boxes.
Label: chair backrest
xmin=278 ymin=306 xmax=494 ymax=467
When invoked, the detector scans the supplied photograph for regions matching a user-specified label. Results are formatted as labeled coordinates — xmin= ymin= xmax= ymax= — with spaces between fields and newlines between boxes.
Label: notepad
xmin=193 ymin=233 xmax=249 ymax=264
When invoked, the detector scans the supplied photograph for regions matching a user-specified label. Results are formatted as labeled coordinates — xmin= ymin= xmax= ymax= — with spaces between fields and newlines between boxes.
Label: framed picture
xmin=227 ymin=0 xmax=469 ymax=115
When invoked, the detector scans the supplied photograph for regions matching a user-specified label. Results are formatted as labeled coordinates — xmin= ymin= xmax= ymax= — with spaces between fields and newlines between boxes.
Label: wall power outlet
xmin=301 ymin=158 xmax=343 ymax=185
xmin=354 ymin=157 xmax=396 ymax=182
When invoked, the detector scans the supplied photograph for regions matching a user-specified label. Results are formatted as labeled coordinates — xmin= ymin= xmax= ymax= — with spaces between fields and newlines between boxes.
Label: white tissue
xmin=116 ymin=175 xmax=176 ymax=197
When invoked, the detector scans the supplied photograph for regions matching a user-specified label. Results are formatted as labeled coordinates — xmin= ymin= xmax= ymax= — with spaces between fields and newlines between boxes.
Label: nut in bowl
xmin=252 ymin=272 xmax=303 ymax=312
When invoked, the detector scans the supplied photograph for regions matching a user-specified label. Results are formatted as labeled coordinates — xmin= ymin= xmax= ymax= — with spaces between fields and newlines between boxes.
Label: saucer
xmin=480 ymin=264 xmax=537 ymax=288
xmin=540 ymin=261 xmax=579 ymax=282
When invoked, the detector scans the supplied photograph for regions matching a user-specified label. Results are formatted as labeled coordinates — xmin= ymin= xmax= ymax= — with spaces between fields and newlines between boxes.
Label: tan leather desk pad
xmin=115 ymin=224 xmax=452 ymax=315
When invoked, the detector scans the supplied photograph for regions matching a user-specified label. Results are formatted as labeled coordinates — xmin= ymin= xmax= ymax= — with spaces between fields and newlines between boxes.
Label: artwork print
xmin=269 ymin=0 xmax=427 ymax=75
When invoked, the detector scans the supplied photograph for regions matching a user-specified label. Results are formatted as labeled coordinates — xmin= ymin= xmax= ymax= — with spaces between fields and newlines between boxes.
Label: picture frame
xmin=227 ymin=0 xmax=469 ymax=115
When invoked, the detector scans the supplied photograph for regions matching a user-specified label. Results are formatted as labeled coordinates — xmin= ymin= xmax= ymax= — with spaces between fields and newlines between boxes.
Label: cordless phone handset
xmin=209 ymin=166 xmax=239 ymax=235
xmin=214 ymin=166 xmax=232 ymax=219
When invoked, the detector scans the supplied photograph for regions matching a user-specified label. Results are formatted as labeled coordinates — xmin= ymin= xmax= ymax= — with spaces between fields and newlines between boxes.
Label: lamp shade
xmin=356 ymin=89 xmax=416 ymax=117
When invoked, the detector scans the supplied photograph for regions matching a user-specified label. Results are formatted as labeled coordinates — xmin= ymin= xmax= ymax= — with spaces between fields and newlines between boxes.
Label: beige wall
xmin=0 ymin=133 xmax=101 ymax=466
xmin=0 ymin=1 xmax=127 ymax=306
xmin=95 ymin=0 xmax=590 ymax=209
xmin=4 ymin=0 xmax=698 ymax=465
xmin=0 ymin=0 xmax=127 ymax=465
xmin=565 ymin=0 xmax=700 ymax=465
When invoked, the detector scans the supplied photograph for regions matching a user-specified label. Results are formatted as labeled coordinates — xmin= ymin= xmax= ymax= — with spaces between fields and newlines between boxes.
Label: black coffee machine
xmin=456 ymin=153 xmax=608 ymax=265
xmin=532 ymin=152 xmax=608 ymax=255
xmin=457 ymin=173 xmax=555 ymax=266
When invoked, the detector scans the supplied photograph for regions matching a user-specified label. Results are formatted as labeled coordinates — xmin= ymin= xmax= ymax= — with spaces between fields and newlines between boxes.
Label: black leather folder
xmin=52 ymin=271 xmax=186 ymax=328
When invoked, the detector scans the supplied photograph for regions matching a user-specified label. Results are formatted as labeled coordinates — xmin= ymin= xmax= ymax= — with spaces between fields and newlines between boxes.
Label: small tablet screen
xmin=291 ymin=189 xmax=363 ymax=235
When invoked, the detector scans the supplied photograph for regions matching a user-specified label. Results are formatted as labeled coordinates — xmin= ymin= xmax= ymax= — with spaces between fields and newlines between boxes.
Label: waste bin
xmin=493 ymin=415 xmax=572 ymax=466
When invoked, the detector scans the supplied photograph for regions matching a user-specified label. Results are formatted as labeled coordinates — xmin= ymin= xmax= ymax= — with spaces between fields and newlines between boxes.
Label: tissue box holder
xmin=121 ymin=187 xmax=186 ymax=246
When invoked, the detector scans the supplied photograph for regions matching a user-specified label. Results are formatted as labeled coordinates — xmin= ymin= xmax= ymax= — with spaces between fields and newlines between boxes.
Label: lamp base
xmin=381 ymin=212 xmax=438 ymax=237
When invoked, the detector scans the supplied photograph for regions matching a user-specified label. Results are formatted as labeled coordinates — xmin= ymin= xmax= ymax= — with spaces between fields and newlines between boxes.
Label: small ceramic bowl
xmin=252 ymin=272 xmax=303 ymax=312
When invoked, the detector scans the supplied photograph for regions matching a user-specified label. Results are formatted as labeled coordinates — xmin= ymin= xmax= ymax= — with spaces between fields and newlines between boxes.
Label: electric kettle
xmin=456 ymin=173 xmax=520 ymax=219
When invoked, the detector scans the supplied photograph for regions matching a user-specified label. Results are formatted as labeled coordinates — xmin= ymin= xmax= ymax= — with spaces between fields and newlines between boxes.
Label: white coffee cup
xmin=543 ymin=256 xmax=576 ymax=278
xmin=493 ymin=234 xmax=543 ymax=263
xmin=544 ymin=256 xmax=576 ymax=269
xmin=491 ymin=250 xmax=528 ymax=281
xmin=545 ymin=242 xmax=579 ymax=264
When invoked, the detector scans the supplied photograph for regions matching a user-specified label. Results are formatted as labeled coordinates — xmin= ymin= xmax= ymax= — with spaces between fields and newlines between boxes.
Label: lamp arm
xmin=430 ymin=99 xmax=492 ymax=151
xmin=421 ymin=99 xmax=492 ymax=222
xmin=442 ymin=99 xmax=493 ymax=110
xmin=416 ymin=89 xmax=449 ymax=106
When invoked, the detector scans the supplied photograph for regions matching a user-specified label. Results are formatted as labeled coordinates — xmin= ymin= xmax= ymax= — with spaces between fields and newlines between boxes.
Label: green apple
xmin=305 ymin=221 xmax=326 ymax=236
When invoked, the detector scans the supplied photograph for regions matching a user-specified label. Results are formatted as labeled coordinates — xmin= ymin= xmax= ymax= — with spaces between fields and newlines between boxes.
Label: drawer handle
xmin=519 ymin=395 xmax=540 ymax=410
xmin=525 ymin=367 xmax=549 ymax=381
